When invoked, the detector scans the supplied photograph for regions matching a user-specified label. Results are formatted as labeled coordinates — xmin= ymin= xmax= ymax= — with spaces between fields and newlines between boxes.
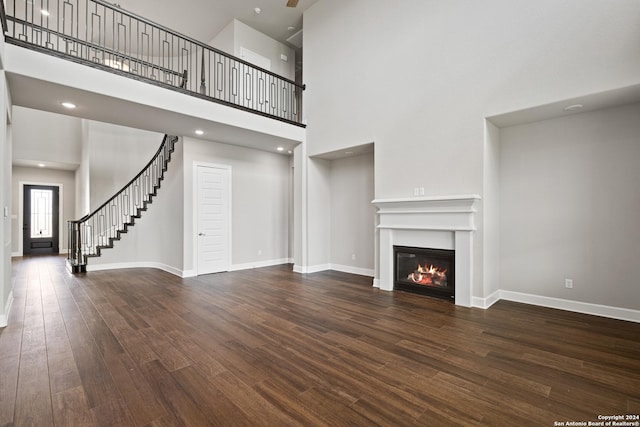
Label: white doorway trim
xmin=17 ymin=181 xmax=65 ymax=256
xmin=192 ymin=162 xmax=232 ymax=275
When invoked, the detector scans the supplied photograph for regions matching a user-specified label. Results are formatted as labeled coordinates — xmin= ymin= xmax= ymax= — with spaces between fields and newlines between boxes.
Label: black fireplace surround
xmin=394 ymin=246 xmax=455 ymax=301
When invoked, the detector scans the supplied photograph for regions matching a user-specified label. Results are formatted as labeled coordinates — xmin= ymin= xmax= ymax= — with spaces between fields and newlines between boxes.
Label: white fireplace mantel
xmin=373 ymin=195 xmax=481 ymax=307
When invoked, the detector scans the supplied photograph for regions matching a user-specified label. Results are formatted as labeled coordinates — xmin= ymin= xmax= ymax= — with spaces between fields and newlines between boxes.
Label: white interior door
xmin=196 ymin=164 xmax=230 ymax=275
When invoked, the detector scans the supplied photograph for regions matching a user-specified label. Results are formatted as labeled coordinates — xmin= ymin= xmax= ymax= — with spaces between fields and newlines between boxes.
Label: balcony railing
xmin=3 ymin=0 xmax=305 ymax=126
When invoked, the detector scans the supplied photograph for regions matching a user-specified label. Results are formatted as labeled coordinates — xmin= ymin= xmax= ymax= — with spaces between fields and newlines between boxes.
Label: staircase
xmin=67 ymin=134 xmax=178 ymax=273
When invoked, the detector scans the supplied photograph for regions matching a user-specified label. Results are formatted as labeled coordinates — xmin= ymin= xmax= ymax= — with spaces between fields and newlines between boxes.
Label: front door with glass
xmin=23 ymin=185 xmax=60 ymax=255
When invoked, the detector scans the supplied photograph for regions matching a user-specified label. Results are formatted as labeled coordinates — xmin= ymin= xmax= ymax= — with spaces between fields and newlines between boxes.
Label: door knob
xmin=198 ymin=232 xmax=205 ymax=236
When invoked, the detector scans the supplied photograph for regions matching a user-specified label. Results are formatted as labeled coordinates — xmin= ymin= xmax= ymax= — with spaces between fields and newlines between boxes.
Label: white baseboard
xmin=87 ymin=262 xmax=183 ymax=277
xmin=183 ymin=258 xmax=293 ymax=277
xmin=11 ymin=251 xmax=20 ymax=258
xmin=1 ymin=289 xmax=14 ymax=328
xmin=308 ymin=264 xmax=330 ymax=273
xmin=329 ymin=264 xmax=375 ymax=278
xmin=499 ymin=290 xmax=640 ymax=323
xmin=472 ymin=290 xmax=501 ymax=309
xmin=372 ymin=278 xmax=380 ymax=288
xmin=181 ymin=269 xmax=197 ymax=278
xmin=230 ymin=258 xmax=292 ymax=272
xmin=292 ymin=263 xmax=374 ymax=277
xmin=292 ymin=264 xmax=331 ymax=274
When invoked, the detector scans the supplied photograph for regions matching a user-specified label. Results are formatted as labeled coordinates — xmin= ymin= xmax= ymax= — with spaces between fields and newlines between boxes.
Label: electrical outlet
xmin=351 ymin=253 xmax=356 ymax=260
xmin=414 ymin=187 xmax=419 ymax=196
xmin=419 ymin=187 xmax=425 ymax=196
xmin=258 ymin=249 xmax=262 ymax=256
xmin=565 ymin=278 xmax=573 ymax=289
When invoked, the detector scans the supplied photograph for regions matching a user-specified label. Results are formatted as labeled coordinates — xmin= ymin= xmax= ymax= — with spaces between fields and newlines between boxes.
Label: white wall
xmin=90 ymin=140 xmax=184 ymax=273
xmin=76 ymin=120 xmax=91 ymax=217
xmin=305 ymin=1 xmax=640 ymax=196
xmin=306 ymin=157 xmax=331 ymax=270
xmin=483 ymin=121 xmax=501 ymax=297
xmin=12 ymin=107 xmax=81 ymax=168
xmin=233 ymin=20 xmax=295 ymax=81
xmin=182 ymin=137 xmax=291 ymax=274
xmin=11 ymin=166 xmax=75 ymax=255
xmin=86 ymin=121 xmax=163 ymax=211
xmin=0 ymin=69 xmax=12 ymax=327
xmin=84 ymin=122 xmax=184 ymax=272
xmin=287 ymin=158 xmax=294 ymax=260
xmin=499 ymin=103 xmax=640 ymax=310
xmin=209 ymin=20 xmax=234 ymax=55
xmin=329 ymin=152 xmax=375 ymax=275
xmin=293 ymin=142 xmax=306 ymax=270
xmin=211 ymin=19 xmax=295 ymax=81
xmin=296 ymin=151 xmax=375 ymax=275
xmin=303 ymin=0 xmax=640 ymax=299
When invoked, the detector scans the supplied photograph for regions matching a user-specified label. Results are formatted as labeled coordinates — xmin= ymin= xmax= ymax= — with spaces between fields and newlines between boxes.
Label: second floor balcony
xmin=3 ymin=0 xmax=305 ymax=127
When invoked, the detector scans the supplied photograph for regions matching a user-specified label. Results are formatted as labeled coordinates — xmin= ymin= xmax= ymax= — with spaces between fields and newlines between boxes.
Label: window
xmin=30 ymin=188 xmax=53 ymax=238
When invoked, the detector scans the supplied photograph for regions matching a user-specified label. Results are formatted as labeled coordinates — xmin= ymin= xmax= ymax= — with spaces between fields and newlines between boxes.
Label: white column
xmin=378 ymin=228 xmax=393 ymax=291
xmin=0 ymin=71 xmax=13 ymax=327
xmin=454 ymin=230 xmax=473 ymax=307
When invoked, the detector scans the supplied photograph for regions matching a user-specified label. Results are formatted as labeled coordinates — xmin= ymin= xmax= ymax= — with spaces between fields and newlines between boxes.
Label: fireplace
xmin=394 ymin=246 xmax=455 ymax=301
xmin=373 ymin=195 xmax=479 ymax=307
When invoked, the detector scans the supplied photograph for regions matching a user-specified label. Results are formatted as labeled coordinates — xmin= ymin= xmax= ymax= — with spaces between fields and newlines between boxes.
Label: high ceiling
xmin=111 ymin=0 xmax=319 ymax=46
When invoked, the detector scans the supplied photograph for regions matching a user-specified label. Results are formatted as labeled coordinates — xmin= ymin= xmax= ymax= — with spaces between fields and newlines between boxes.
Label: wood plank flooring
xmin=1 ymin=255 xmax=639 ymax=426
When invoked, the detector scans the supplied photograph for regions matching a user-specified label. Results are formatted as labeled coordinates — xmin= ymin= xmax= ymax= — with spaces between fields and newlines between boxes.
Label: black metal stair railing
xmin=3 ymin=0 xmax=305 ymax=126
xmin=67 ymin=133 xmax=178 ymax=271
xmin=67 ymin=68 xmax=187 ymax=272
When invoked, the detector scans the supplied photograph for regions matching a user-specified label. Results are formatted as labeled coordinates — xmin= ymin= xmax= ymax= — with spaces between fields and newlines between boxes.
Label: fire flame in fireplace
xmin=408 ymin=264 xmax=448 ymax=287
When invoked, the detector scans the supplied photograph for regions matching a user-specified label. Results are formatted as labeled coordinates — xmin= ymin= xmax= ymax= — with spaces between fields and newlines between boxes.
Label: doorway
xmin=195 ymin=163 xmax=231 ymax=275
xmin=23 ymin=185 xmax=60 ymax=255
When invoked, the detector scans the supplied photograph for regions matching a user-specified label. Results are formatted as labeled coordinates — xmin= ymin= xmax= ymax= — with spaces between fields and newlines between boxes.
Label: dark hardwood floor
xmin=1 ymin=255 xmax=639 ymax=426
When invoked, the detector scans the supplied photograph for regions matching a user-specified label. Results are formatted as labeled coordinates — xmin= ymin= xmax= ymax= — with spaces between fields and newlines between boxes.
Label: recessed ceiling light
xmin=195 ymin=129 xmax=204 ymax=135
xmin=277 ymin=147 xmax=284 ymax=152
xmin=563 ymin=104 xmax=583 ymax=112
xmin=254 ymin=7 xmax=261 ymax=14
xmin=61 ymin=102 xmax=76 ymax=109
xmin=37 ymin=163 xmax=45 ymax=168
xmin=345 ymin=151 xmax=353 ymax=155
xmin=288 ymin=26 xmax=295 ymax=32
xmin=288 ymin=150 xmax=293 ymax=154
xmin=41 ymin=10 xmax=50 ymax=16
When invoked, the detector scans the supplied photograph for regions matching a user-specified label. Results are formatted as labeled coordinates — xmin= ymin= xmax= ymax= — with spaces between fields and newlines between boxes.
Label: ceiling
xmin=110 ymin=0 xmax=319 ymax=47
